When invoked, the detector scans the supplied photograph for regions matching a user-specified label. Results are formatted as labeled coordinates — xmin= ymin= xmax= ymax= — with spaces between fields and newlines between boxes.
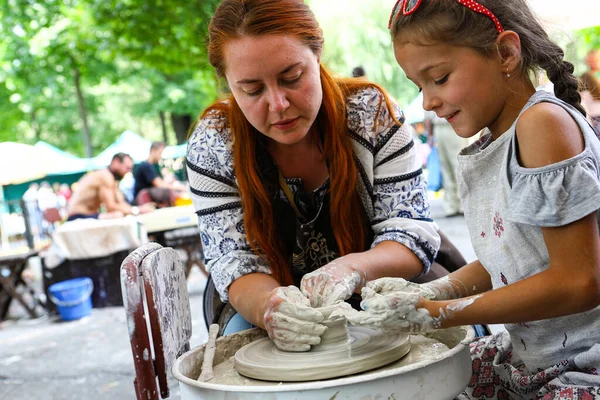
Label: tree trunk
xmin=159 ymin=111 xmax=168 ymax=143
xmin=170 ymin=113 xmax=192 ymax=144
xmin=30 ymin=110 xmax=41 ymax=141
xmin=73 ymin=66 xmax=93 ymax=158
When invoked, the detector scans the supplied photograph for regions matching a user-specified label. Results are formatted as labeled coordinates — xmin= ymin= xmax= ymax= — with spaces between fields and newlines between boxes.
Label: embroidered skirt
xmin=456 ymin=331 xmax=600 ymax=400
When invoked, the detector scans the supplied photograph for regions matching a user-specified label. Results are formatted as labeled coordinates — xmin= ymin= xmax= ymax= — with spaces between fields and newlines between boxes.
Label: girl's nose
xmin=268 ymin=88 xmax=290 ymax=114
xmin=422 ymin=90 xmax=441 ymax=112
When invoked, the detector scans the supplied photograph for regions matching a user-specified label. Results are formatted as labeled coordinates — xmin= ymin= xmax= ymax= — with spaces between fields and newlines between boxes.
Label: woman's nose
xmin=268 ymin=88 xmax=290 ymax=114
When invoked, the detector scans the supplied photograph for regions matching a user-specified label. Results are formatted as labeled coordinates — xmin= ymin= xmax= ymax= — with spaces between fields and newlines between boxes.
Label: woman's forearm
xmin=228 ymin=273 xmax=281 ymax=329
xmin=347 ymin=241 xmax=425 ymax=282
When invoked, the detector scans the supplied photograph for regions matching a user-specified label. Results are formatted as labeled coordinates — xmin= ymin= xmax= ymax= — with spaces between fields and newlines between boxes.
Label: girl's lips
xmin=273 ymin=117 xmax=299 ymax=130
xmin=445 ymin=111 xmax=459 ymax=123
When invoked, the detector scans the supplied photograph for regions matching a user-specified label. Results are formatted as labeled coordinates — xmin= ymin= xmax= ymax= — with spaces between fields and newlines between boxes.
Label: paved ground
xmin=0 ymin=197 xmax=477 ymax=400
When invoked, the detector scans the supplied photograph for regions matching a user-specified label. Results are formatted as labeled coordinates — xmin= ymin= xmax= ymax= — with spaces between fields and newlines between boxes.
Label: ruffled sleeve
xmin=186 ymin=109 xmax=272 ymax=302
xmin=347 ymin=88 xmax=441 ymax=275
xmin=507 ymin=155 xmax=600 ymax=226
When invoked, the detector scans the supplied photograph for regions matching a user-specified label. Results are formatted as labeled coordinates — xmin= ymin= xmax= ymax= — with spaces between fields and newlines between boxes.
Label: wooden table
xmin=42 ymin=217 xmax=148 ymax=312
xmin=0 ymin=249 xmax=43 ymax=320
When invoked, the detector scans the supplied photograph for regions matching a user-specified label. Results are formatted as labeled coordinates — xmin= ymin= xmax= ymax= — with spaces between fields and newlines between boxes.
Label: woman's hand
xmin=263 ymin=286 xmax=327 ymax=352
xmin=300 ymin=257 xmax=367 ymax=307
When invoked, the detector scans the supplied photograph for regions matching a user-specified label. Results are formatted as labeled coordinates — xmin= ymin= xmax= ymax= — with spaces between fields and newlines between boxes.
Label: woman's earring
xmin=506 ymin=68 xmax=511 ymax=78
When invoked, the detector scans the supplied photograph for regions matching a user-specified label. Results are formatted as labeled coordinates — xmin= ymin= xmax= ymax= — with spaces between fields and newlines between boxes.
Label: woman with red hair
xmin=186 ymin=0 xmax=442 ymax=351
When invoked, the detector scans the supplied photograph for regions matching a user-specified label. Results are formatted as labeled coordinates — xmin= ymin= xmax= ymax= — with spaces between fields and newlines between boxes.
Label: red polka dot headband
xmin=388 ymin=0 xmax=504 ymax=33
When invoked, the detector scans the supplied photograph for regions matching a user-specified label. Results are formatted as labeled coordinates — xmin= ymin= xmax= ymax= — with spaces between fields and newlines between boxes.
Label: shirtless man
xmin=67 ymin=153 xmax=154 ymax=221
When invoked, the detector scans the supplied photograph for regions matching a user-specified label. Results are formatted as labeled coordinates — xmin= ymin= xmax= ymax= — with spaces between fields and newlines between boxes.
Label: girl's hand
xmin=300 ymin=257 xmax=367 ymax=307
xmin=366 ymin=277 xmax=438 ymax=299
xmin=339 ymin=287 xmax=439 ymax=333
xmin=263 ymin=286 xmax=327 ymax=352
xmin=367 ymin=276 xmax=465 ymax=300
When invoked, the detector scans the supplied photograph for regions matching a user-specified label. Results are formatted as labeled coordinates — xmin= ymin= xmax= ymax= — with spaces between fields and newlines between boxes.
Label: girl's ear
xmin=495 ymin=31 xmax=522 ymax=74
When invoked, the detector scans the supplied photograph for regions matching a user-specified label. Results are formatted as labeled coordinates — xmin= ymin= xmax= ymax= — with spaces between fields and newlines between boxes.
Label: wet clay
xmin=209 ymin=334 xmax=449 ymax=386
xmin=234 ymin=325 xmax=410 ymax=382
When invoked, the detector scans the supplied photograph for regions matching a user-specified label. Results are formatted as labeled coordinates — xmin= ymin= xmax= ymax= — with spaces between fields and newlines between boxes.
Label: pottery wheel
xmin=234 ymin=326 xmax=410 ymax=382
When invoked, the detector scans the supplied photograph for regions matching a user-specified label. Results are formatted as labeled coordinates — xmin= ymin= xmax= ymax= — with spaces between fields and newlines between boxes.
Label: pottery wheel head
xmin=234 ymin=326 xmax=410 ymax=382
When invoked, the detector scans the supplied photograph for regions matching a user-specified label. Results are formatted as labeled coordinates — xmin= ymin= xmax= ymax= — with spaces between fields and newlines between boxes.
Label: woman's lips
xmin=273 ymin=117 xmax=299 ymax=130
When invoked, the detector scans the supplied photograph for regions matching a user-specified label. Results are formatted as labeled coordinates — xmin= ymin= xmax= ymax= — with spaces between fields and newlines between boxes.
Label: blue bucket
xmin=49 ymin=277 xmax=94 ymax=321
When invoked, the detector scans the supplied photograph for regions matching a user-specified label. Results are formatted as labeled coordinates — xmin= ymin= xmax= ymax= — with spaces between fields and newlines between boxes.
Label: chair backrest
xmin=121 ymin=242 xmax=191 ymax=400
xmin=135 ymin=189 xmax=154 ymax=206
xmin=136 ymin=187 xmax=176 ymax=208
xmin=42 ymin=207 xmax=62 ymax=224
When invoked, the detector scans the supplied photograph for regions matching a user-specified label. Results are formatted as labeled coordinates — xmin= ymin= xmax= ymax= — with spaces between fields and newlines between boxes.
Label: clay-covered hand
xmin=300 ymin=257 xmax=367 ymax=307
xmin=263 ymin=286 xmax=327 ymax=352
xmin=367 ymin=276 xmax=463 ymax=301
xmin=339 ymin=287 xmax=438 ymax=333
xmin=366 ymin=277 xmax=437 ymax=300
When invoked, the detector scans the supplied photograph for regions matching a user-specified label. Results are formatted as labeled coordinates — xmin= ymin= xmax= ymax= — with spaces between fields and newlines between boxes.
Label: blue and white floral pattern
xmin=187 ymin=87 xmax=441 ymax=301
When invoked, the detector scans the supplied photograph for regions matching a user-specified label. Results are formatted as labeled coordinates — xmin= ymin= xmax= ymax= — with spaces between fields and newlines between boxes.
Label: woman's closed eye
xmin=242 ymin=74 xmax=302 ymax=97
xmin=281 ymin=73 xmax=302 ymax=85
xmin=243 ymin=86 xmax=264 ymax=97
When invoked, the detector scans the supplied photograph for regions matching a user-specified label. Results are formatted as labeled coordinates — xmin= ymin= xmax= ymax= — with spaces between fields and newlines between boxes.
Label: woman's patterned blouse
xmin=186 ymin=87 xmax=441 ymax=301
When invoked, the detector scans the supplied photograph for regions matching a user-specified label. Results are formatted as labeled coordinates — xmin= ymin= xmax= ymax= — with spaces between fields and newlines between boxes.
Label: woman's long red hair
xmin=200 ymin=0 xmax=397 ymax=285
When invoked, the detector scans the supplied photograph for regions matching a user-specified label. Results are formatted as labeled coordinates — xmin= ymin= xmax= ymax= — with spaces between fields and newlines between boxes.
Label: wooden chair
xmin=120 ymin=242 xmax=192 ymax=400
xmin=41 ymin=207 xmax=63 ymax=236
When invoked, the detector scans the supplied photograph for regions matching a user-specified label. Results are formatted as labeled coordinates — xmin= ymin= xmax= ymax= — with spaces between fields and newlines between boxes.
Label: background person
xmin=351 ymin=65 xmax=366 ymax=78
xmin=424 ymin=110 xmax=469 ymax=217
xmin=580 ymin=49 xmax=600 ymax=135
xmin=133 ymin=141 xmax=184 ymax=208
xmin=583 ymin=49 xmax=600 ymax=80
xmin=345 ymin=0 xmax=600 ymax=398
xmin=22 ymin=182 xmax=42 ymax=238
xmin=185 ymin=0 xmax=466 ymax=351
xmin=67 ymin=153 xmax=154 ymax=221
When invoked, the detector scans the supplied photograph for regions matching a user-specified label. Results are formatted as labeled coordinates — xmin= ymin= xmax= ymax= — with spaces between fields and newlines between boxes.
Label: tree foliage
xmin=309 ymin=0 xmax=419 ymax=108
xmin=0 ymin=0 xmax=598 ymax=158
xmin=0 ymin=0 xmax=220 ymax=156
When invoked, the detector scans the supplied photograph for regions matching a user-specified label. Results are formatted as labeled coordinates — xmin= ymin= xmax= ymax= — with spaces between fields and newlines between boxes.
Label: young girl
xmin=342 ymin=0 xmax=600 ymax=398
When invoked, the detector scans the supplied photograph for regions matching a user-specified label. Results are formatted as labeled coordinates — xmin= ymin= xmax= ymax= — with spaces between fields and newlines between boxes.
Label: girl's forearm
xmin=427 ymin=260 xmax=492 ymax=299
xmin=427 ymin=266 xmax=600 ymax=328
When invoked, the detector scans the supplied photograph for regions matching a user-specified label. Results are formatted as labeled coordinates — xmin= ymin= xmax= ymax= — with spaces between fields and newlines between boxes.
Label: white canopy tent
xmin=528 ymin=0 xmax=600 ymax=31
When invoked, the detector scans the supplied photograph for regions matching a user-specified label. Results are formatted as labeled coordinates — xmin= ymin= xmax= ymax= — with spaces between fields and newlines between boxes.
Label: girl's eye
xmin=434 ymin=75 xmax=449 ymax=85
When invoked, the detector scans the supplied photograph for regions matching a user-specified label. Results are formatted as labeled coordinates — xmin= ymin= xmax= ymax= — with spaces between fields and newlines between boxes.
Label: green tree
xmin=309 ymin=0 xmax=419 ymax=109
xmin=1 ymin=0 xmax=125 ymax=156
xmin=89 ymin=0 xmax=220 ymax=143
xmin=0 ymin=0 xmax=221 ymax=158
